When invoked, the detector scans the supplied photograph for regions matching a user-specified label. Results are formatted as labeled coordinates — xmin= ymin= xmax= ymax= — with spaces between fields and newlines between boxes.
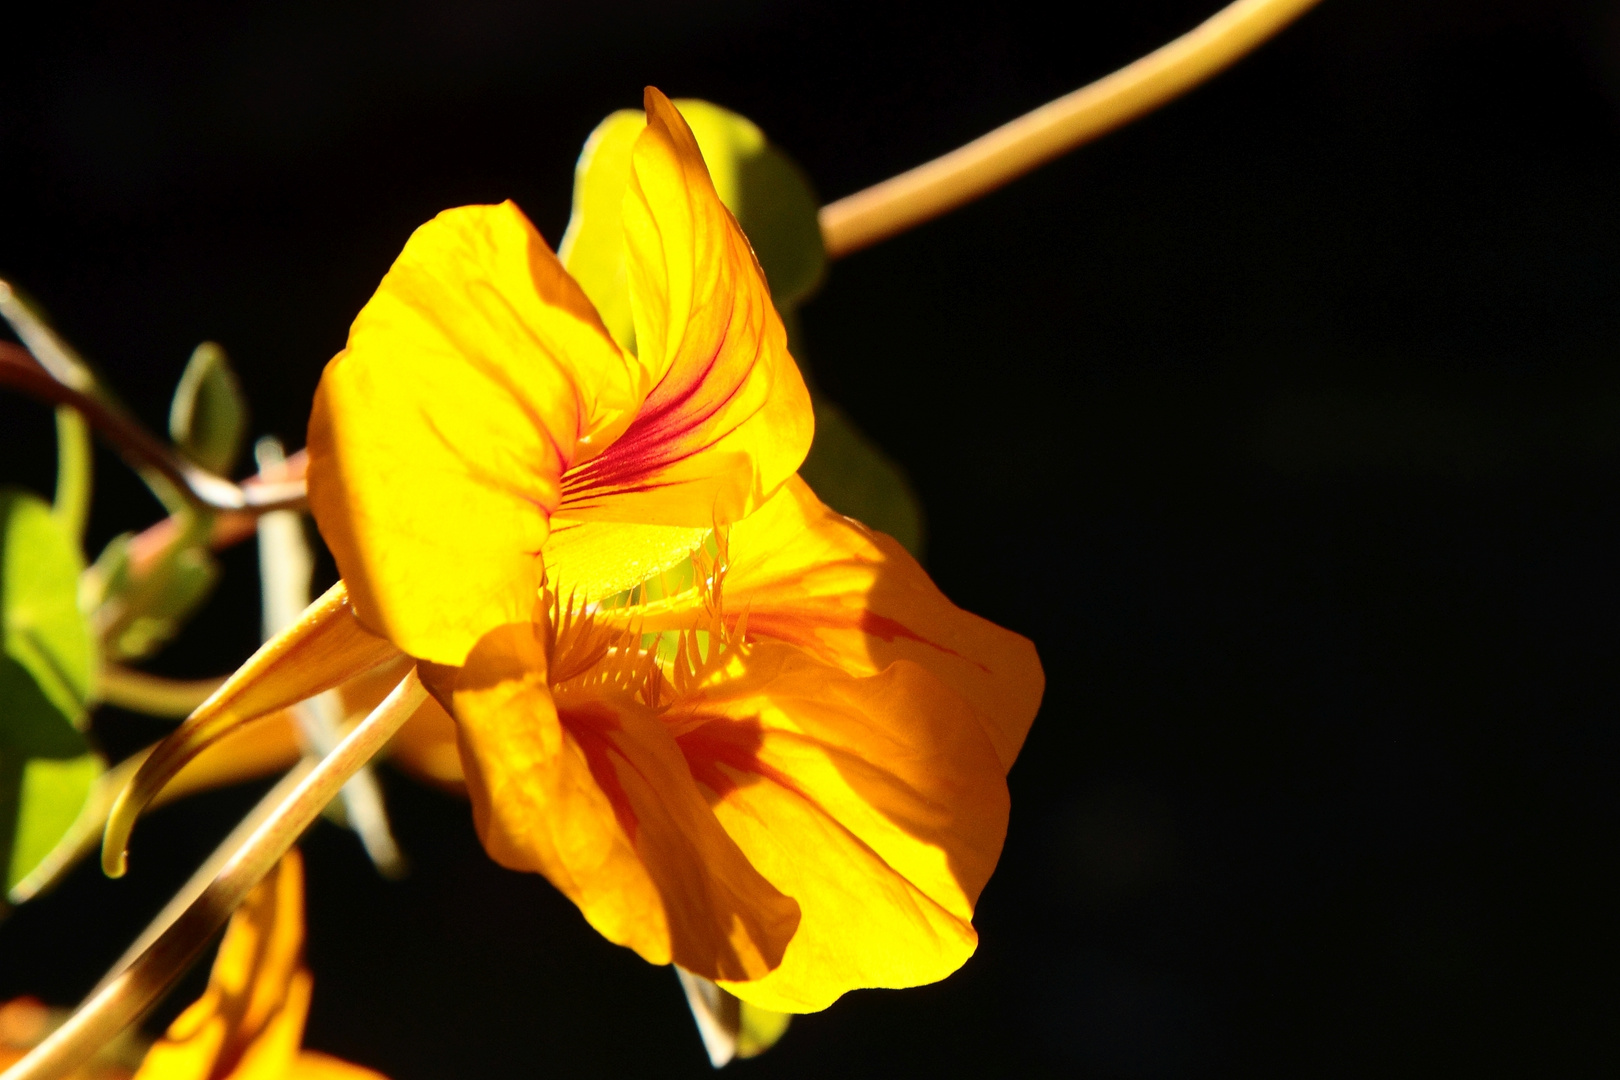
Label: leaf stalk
xmin=818 ymin=0 xmax=1323 ymax=258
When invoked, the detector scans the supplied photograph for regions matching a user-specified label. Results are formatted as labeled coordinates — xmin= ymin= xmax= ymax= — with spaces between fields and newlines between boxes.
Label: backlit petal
xmin=637 ymin=477 xmax=1043 ymax=771
xmin=556 ymin=88 xmax=812 ymax=527
xmin=153 ymin=711 xmax=303 ymax=807
xmin=308 ymin=201 xmax=641 ymax=665
xmin=286 ymin=1053 xmax=388 ymax=1080
xmin=452 ymin=623 xmax=799 ymax=981
xmin=104 ymin=583 xmax=400 ymax=876
xmin=334 ymin=651 xmax=466 ymax=793
xmin=134 ymin=853 xmax=308 ymax=1080
xmin=541 ymin=517 xmax=710 ymax=606
xmin=667 ymin=644 xmax=1009 ymax=1013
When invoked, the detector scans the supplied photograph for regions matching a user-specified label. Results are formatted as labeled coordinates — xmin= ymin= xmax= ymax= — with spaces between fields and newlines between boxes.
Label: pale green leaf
xmin=736 ymin=1000 xmax=792 ymax=1059
xmin=4 ymin=751 xmax=100 ymax=893
xmin=799 ymin=398 xmax=926 ymax=558
xmin=88 ymin=519 xmax=220 ymax=663
xmin=0 ymin=488 xmax=92 ymax=756
xmin=558 ymin=98 xmax=826 ymax=351
xmin=169 ymin=341 xmax=247 ymax=476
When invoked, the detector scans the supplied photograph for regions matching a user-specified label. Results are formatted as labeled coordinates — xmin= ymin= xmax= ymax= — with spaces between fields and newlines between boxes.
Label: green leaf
xmin=559 ymin=99 xmax=827 ymax=351
xmin=169 ymin=341 xmax=247 ymax=476
xmin=3 ymin=751 xmax=100 ymax=893
xmin=735 ymin=1000 xmax=792 ymax=1059
xmin=799 ymin=398 xmax=926 ymax=558
xmin=52 ymin=406 xmax=92 ymax=544
xmin=88 ymin=526 xmax=219 ymax=663
xmin=0 ymin=488 xmax=92 ymax=757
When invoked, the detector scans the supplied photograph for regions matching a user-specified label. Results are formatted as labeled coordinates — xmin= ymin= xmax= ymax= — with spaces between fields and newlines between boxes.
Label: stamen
xmin=546 ymin=525 xmax=747 ymax=711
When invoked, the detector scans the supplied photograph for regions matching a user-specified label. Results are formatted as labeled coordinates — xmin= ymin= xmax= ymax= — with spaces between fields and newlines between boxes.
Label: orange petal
xmin=667 ymin=644 xmax=1009 ymax=1013
xmin=286 ymin=1052 xmax=389 ymax=1080
xmin=153 ymin=710 xmax=303 ymax=808
xmin=308 ymin=201 xmax=642 ymax=665
xmin=328 ymin=651 xmax=466 ymax=793
xmin=555 ymin=88 xmax=812 ymax=528
xmin=636 ymin=476 xmax=1043 ymax=772
xmin=103 ymin=583 xmax=400 ymax=876
xmin=134 ymin=852 xmax=309 ymax=1080
xmin=452 ymin=623 xmax=799 ymax=981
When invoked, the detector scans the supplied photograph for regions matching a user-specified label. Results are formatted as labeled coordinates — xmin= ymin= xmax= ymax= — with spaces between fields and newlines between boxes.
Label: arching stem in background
xmin=0 ymin=287 xmax=305 ymax=515
xmin=818 ymin=0 xmax=1324 ymax=259
xmin=4 ymin=0 xmax=1322 ymax=557
xmin=98 ymin=666 xmax=226 ymax=718
xmin=52 ymin=407 xmax=92 ymax=544
xmin=0 ymin=668 xmax=426 ymax=1080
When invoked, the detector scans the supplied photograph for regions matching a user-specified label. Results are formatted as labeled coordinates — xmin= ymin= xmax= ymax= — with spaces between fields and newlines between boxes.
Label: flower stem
xmin=0 ymin=284 xmax=305 ymax=516
xmin=818 ymin=0 xmax=1323 ymax=259
xmin=0 ymin=667 xmax=426 ymax=1080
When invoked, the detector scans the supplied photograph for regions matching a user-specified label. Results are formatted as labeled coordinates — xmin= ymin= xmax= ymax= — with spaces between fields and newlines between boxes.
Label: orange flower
xmin=0 ymin=853 xmax=382 ymax=1080
xmin=111 ymin=87 xmax=1041 ymax=1014
xmin=132 ymin=851 xmax=383 ymax=1080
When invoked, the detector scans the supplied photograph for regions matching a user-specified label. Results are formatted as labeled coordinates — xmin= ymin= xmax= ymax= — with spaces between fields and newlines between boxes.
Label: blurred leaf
xmin=559 ymin=108 xmax=640 ymax=350
xmin=52 ymin=406 xmax=92 ymax=544
xmin=3 ymin=751 xmax=100 ymax=894
xmin=561 ymin=99 xmax=924 ymax=553
xmin=88 ymin=522 xmax=220 ymax=663
xmin=675 ymin=99 xmax=826 ymax=310
xmin=0 ymin=489 xmax=92 ymax=757
xmin=559 ymin=98 xmax=826 ymax=350
xmin=799 ymin=397 xmax=926 ymax=557
xmin=735 ymin=1000 xmax=792 ymax=1059
xmin=169 ymin=341 xmax=247 ymax=476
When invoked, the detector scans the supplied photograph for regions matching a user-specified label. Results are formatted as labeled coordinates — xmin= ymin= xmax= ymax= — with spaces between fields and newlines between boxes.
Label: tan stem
xmin=98 ymin=665 xmax=227 ymax=718
xmin=126 ymin=449 xmax=309 ymax=576
xmin=95 ymin=763 xmax=315 ymax=994
xmin=0 ymin=298 xmax=304 ymax=516
xmin=0 ymin=667 xmax=426 ymax=1080
xmin=818 ymin=0 xmax=1323 ymax=258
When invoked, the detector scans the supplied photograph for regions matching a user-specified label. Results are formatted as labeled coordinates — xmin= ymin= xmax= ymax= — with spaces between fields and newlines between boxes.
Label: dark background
xmin=3 ymin=0 xmax=1620 ymax=1074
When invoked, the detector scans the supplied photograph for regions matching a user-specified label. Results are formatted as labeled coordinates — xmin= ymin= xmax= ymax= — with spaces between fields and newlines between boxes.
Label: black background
xmin=3 ymin=0 xmax=1620 ymax=1075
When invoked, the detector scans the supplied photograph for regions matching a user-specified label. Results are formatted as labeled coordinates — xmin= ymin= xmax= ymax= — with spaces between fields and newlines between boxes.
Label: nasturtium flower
xmin=0 ymin=852 xmax=381 ymax=1080
xmin=132 ymin=850 xmax=383 ymax=1080
xmin=114 ymin=87 xmax=1042 ymax=1015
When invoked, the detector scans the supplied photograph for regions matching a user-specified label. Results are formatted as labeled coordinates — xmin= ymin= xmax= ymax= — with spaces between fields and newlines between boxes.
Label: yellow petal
xmin=308 ymin=201 xmax=642 ymax=665
xmin=452 ymin=623 xmax=799 ymax=981
xmin=153 ymin=711 xmax=303 ymax=808
xmin=638 ymin=476 xmax=1043 ymax=772
xmin=285 ymin=1053 xmax=389 ymax=1080
xmin=103 ymin=583 xmax=400 ymax=876
xmin=666 ymin=644 xmax=1009 ymax=1013
xmin=333 ymin=651 xmax=466 ymax=793
xmin=556 ymin=88 xmax=812 ymax=528
xmin=134 ymin=852 xmax=309 ymax=1080
xmin=540 ymin=517 xmax=710 ymax=605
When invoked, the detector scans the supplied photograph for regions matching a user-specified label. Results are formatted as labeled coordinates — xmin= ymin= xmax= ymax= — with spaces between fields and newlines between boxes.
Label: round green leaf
xmin=4 ymin=751 xmax=101 ymax=893
xmin=799 ymin=398 xmax=926 ymax=558
xmin=557 ymin=98 xmax=827 ymax=352
xmin=0 ymin=487 xmax=92 ymax=756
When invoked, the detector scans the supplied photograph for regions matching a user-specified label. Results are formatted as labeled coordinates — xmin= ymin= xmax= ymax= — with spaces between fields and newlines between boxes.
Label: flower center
xmin=546 ymin=527 xmax=744 ymax=713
